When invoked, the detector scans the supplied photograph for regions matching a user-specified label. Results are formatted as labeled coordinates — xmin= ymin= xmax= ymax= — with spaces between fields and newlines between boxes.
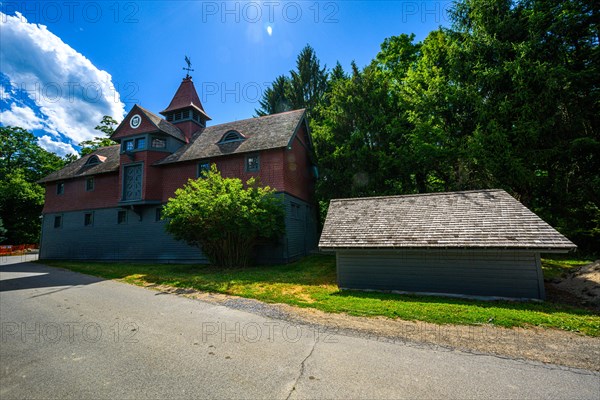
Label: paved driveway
xmin=1 ymin=258 xmax=598 ymax=399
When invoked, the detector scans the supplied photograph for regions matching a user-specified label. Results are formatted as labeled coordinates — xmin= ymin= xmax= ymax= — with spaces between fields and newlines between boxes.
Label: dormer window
xmin=135 ymin=137 xmax=146 ymax=149
xmin=85 ymin=155 xmax=106 ymax=167
xmin=219 ymin=130 xmax=245 ymax=144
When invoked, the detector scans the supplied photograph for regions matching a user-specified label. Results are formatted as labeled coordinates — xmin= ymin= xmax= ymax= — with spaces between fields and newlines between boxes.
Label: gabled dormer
xmin=160 ymin=77 xmax=211 ymax=140
xmin=111 ymin=104 xmax=187 ymax=156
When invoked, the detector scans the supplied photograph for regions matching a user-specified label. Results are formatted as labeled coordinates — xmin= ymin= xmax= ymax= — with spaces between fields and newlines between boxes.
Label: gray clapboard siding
xmin=337 ymin=250 xmax=545 ymax=299
xmin=40 ymin=207 xmax=208 ymax=263
xmin=255 ymin=194 xmax=318 ymax=264
xmin=40 ymin=193 xmax=318 ymax=264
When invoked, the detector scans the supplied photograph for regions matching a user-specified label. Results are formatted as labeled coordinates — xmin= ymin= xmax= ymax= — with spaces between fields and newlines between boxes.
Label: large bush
xmin=162 ymin=165 xmax=285 ymax=267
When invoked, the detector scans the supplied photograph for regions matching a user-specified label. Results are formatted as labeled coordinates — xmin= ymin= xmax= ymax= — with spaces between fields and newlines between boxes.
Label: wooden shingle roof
xmin=157 ymin=109 xmax=306 ymax=165
xmin=319 ymin=189 xmax=576 ymax=251
xmin=135 ymin=105 xmax=187 ymax=143
xmin=38 ymin=145 xmax=120 ymax=183
xmin=160 ymin=77 xmax=210 ymax=121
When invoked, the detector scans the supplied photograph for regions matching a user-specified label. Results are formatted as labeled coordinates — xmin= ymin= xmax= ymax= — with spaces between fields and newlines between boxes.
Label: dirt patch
xmin=281 ymin=286 xmax=315 ymax=303
xmin=146 ymin=283 xmax=600 ymax=372
xmin=549 ymin=260 xmax=600 ymax=310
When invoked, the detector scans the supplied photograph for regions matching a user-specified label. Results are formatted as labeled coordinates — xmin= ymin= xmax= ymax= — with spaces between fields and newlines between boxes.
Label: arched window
xmin=84 ymin=155 xmax=107 ymax=167
xmin=218 ymin=130 xmax=245 ymax=144
xmin=85 ymin=155 xmax=100 ymax=166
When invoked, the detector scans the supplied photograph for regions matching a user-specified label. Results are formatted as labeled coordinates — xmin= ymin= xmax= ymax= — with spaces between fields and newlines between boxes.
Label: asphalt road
xmin=1 ymin=256 xmax=599 ymax=399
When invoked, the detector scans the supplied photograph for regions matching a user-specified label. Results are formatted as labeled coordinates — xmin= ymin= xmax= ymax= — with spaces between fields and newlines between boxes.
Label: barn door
xmin=123 ymin=164 xmax=142 ymax=201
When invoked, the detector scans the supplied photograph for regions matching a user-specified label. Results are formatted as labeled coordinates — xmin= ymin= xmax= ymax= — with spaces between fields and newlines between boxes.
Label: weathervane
xmin=183 ymin=55 xmax=194 ymax=78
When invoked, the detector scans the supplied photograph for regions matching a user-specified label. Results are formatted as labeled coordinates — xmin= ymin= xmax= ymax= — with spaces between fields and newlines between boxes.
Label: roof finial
xmin=183 ymin=55 xmax=194 ymax=79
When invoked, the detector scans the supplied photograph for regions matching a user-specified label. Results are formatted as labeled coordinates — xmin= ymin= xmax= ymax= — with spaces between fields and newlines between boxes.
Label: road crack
xmin=285 ymin=338 xmax=318 ymax=400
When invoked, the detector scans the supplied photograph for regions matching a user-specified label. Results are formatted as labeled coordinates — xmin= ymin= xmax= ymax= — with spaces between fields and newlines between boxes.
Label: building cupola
xmin=160 ymin=74 xmax=211 ymax=140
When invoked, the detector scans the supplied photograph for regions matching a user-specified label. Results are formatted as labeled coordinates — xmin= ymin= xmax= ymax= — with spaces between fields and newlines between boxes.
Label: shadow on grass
xmin=40 ymin=254 xmax=338 ymax=287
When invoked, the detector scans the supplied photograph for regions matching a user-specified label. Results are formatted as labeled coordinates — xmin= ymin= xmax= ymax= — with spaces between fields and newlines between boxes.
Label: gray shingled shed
xmin=319 ymin=189 xmax=576 ymax=300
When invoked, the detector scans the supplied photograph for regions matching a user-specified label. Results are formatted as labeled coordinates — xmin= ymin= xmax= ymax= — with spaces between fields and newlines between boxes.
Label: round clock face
xmin=130 ymin=114 xmax=142 ymax=129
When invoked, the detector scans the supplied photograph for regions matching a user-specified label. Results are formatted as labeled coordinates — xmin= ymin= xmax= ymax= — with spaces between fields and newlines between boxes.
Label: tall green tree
xmin=79 ymin=115 xmax=118 ymax=156
xmin=289 ymin=45 xmax=328 ymax=116
xmin=446 ymin=0 xmax=599 ymax=250
xmin=0 ymin=126 xmax=65 ymax=182
xmin=162 ymin=165 xmax=285 ymax=267
xmin=255 ymin=75 xmax=292 ymax=116
xmin=255 ymin=45 xmax=328 ymax=119
xmin=0 ymin=126 xmax=66 ymax=243
xmin=312 ymin=34 xmax=421 ymax=203
xmin=0 ymin=171 xmax=45 ymax=244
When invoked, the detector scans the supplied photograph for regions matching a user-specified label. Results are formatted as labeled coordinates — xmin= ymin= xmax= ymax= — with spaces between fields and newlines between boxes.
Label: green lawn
xmin=41 ymin=255 xmax=600 ymax=337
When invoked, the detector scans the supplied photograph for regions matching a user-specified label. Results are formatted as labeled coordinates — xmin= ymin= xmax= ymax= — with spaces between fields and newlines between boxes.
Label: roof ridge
xmin=206 ymin=109 xmax=306 ymax=130
xmin=330 ymin=189 xmax=506 ymax=203
xmin=135 ymin=104 xmax=162 ymax=120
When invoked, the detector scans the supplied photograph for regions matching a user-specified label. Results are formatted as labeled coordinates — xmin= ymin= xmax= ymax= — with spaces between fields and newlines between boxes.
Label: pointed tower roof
xmin=160 ymin=77 xmax=211 ymax=121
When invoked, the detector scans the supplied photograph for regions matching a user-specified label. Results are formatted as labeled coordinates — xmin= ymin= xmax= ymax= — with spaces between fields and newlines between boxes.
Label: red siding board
xmin=159 ymin=149 xmax=286 ymax=202
xmin=43 ymin=173 xmax=120 ymax=213
xmin=283 ymin=125 xmax=314 ymax=202
xmin=43 ymin=124 xmax=315 ymax=212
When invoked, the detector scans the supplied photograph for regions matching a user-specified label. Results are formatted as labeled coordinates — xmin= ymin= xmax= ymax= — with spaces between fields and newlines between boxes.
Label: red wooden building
xmin=39 ymin=76 xmax=318 ymax=263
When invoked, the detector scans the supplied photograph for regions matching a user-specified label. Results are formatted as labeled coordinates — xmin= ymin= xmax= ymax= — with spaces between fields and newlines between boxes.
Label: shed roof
xmin=319 ymin=189 xmax=576 ymax=251
xmin=157 ymin=109 xmax=306 ymax=165
xmin=38 ymin=145 xmax=120 ymax=183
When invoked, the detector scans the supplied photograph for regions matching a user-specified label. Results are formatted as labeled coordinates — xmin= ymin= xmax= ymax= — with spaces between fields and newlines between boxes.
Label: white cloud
xmin=37 ymin=135 xmax=78 ymax=157
xmin=0 ymin=11 xmax=125 ymax=150
xmin=0 ymin=103 xmax=44 ymax=130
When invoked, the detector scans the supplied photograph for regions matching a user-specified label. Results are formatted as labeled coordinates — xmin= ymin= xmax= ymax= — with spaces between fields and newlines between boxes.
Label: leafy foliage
xmin=79 ymin=115 xmax=118 ymax=156
xmin=0 ymin=126 xmax=66 ymax=244
xmin=0 ymin=126 xmax=65 ymax=182
xmin=0 ymin=217 xmax=6 ymax=243
xmin=162 ymin=165 xmax=285 ymax=267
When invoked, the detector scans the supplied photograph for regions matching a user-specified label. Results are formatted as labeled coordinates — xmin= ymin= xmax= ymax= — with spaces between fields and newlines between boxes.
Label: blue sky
xmin=0 ymin=1 xmax=452 ymax=156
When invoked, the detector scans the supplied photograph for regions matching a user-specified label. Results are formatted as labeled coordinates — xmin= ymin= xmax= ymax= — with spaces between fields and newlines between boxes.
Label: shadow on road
xmin=0 ymin=261 xmax=104 ymax=295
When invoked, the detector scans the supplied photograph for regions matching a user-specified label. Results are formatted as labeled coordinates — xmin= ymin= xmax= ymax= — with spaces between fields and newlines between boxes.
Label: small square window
xmin=245 ymin=154 xmax=260 ymax=172
xmin=197 ymin=162 xmax=210 ymax=177
xmin=135 ymin=138 xmax=146 ymax=149
xmin=117 ymin=210 xmax=127 ymax=224
xmin=84 ymin=212 xmax=93 ymax=226
xmin=53 ymin=215 xmax=62 ymax=228
xmin=291 ymin=203 xmax=301 ymax=219
xmin=155 ymin=207 xmax=163 ymax=222
xmin=86 ymin=177 xmax=94 ymax=191
xmin=152 ymin=137 xmax=166 ymax=148
xmin=124 ymin=140 xmax=134 ymax=151
xmin=56 ymin=182 xmax=64 ymax=195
